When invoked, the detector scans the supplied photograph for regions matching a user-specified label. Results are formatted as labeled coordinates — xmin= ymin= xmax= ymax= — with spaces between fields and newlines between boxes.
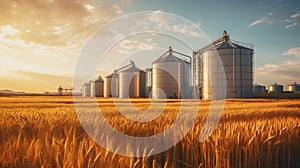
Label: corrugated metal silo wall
xmin=152 ymin=62 xmax=191 ymax=99
xmin=192 ymin=53 xmax=202 ymax=98
xmin=83 ymin=84 xmax=91 ymax=97
xmin=253 ymin=85 xmax=266 ymax=94
xmin=202 ymin=47 xmax=253 ymax=99
xmin=90 ymin=82 xmax=95 ymax=97
xmin=268 ymin=85 xmax=283 ymax=94
xmin=146 ymin=70 xmax=152 ymax=98
xmin=95 ymin=82 xmax=104 ymax=97
xmin=119 ymin=71 xmax=146 ymax=98
xmin=104 ymin=77 xmax=119 ymax=97
xmin=288 ymin=85 xmax=300 ymax=92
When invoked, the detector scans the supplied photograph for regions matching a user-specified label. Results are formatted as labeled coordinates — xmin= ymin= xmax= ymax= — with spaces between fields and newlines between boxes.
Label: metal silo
xmin=82 ymin=81 xmax=91 ymax=97
xmin=152 ymin=47 xmax=191 ymax=99
xmin=196 ymin=31 xmax=254 ymax=99
xmin=118 ymin=61 xmax=146 ymax=98
xmin=104 ymin=71 xmax=119 ymax=97
xmin=287 ymin=82 xmax=300 ymax=93
xmin=268 ymin=83 xmax=283 ymax=94
xmin=91 ymin=75 xmax=104 ymax=97
xmin=253 ymin=84 xmax=266 ymax=94
xmin=145 ymin=67 xmax=152 ymax=98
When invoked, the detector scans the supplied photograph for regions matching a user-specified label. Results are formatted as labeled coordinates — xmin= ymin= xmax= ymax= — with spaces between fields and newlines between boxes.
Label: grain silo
xmin=287 ymin=82 xmax=300 ymax=93
xmin=268 ymin=83 xmax=283 ymax=94
xmin=82 ymin=81 xmax=91 ymax=97
xmin=145 ymin=67 xmax=152 ymax=98
xmin=92 ymin=75 xmax=104 ymax=97
xmin=104 ymin=71 xmax=119 ymax=97
xmin=118 ymin=61 xmax=146 ymax=98
xmin=253 ymin=84 xmax=266 ymax=94
xmin=195 ymin=31 xmax=254 ymax=99
xmin=152 ymin=47 xmax=191 ymax=99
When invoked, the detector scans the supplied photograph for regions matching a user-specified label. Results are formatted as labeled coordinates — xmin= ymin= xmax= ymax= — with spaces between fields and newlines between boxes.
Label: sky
xmin=0 ymin=0 xmax=299 ymax=93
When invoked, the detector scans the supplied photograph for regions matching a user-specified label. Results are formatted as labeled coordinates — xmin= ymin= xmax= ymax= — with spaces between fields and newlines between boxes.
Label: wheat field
xmin=0 ymin=96 xmax=299 ymax=168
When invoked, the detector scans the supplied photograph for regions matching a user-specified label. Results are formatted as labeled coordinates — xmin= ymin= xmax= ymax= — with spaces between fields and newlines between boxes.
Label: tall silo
xmin=83 ymin=81 xmax=91 ymax=97
xmin=118 ymin=61 xmax=146 ymax=98
xmin=192 ymin=51 xmax=202 ymax=99
xmin=104 ymin=71 xmax=119 ymax=97
xmin=253 ymin=84 xmax=266 ymax=94
xmin=196 ymin=31 xmax=254 ymax=99
xmin=287 ymin=82 xmax=300 ymax=93
xmin=152 ymin=47 xmax=191 ymax=99
xmin=268 ymin=83 xmax=283 ymax=94
xmin=145 ymin=67 xmax=153 ymax=98
xmin=92 ymin=75 xmax=104 ymax=97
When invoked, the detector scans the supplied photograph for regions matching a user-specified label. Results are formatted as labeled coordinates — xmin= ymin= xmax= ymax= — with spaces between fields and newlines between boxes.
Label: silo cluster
xmin=82 ymin=76 xmax=104 ymax=97
xmin=82 ymin=31 xmax=258 ymax=99
xmin=193 ymin=31 xmax=254 ymax=99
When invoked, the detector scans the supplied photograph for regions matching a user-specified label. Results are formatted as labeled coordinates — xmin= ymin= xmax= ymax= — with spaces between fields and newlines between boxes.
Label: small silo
xmin=104 ymin=71 xmax=119 ymax=98
xmin=93 ymin=75 xmax=104 ymax=97
xmin=196 ymin=31 xmax=254 ymax=99
xmin=58 ymin=86 xmax=63 ymax=96
xmin=287 ymin=82 xmax=300 ymax=93
xmin=253 ymin=84 xmax=266 ymax=94
xmin=145 ymin=67 xmax=152 ymax=98
xmin=152 ymin=47 xmax=191 ymax=99
xmin=268 ymin=83 xmax=283 ymax=94
xmin=118 ymin=61 xmax=146 ymax=98
xmin=83 ymin=81 xmax=91 ymax=97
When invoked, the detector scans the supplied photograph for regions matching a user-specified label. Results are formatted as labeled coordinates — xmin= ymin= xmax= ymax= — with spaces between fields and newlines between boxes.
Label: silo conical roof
xmin=118 ymin=61 xmax=143 ymax=73
xmin=105 ymin=70 xmax=119 ymax=78
xmin=154 ymin=47 xmax=190 ymax=64
xmin=94 ymin=75 xmax=104 ymax=83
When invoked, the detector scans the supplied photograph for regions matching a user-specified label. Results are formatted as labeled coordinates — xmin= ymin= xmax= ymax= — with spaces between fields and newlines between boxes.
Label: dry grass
xmin=0 ymin=97 xmax=299 ymax=168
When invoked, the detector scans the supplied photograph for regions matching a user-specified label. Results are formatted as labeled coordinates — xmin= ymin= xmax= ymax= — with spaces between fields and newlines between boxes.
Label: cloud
xmin=249 ymin=12 xmax=273 ymax=27
xmin=117 ymin=39 xmax=157 ymax=55
xmin=286 ymin=22 xmax=297 ymax=28
xmin=290 ymin=12 xmax=300 ymax=19
xmin=255 ymin=47 xmax=300 ymax=86
xmin=282 ymin=47 xmax=300 ymax=57
xmin=0 ymin=0 xmax=122 ymax=47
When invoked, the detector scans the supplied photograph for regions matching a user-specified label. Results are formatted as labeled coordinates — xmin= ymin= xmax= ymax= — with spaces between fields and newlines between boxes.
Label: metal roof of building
xmin=118 ymin=61 xmax=143 ymax=73
xmin=154 ymin=47 xmax=191 ymax=64
xmin=94 ymin=75 xmax=104 ymax=83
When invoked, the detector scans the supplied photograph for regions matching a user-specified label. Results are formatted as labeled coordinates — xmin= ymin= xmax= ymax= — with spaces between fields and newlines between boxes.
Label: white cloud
xmin=290 ymin=12 xmax=300 ymax=19
xmin=118 ymin=39 xmax=157 ymax=55
xmin=255 ymin=48 xmax=300 ymax=86
xmin=286 ymin=22 xmax=297 ymax=28
xmin=282 ymin=47 xmax=300 ymax=57
xmin=249 ymin=12 xmax=273 ymax=27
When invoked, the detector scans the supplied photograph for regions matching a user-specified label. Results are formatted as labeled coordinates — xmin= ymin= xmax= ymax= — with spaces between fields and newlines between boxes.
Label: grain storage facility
xmin=194 ymin=31 xmax=254 ymax=99
xmin=287 ymin=82 xmax=300 ymax=93
xmin=253 ymin=84 xmax=266 ymax=94
xmin=104 ymin=70 xmax=119 ymax=97
xmin=268 ymin=82 xmax=283 ymax=94
xmin=118 ymin=61 xmax=146 ymax=98
xmin=82 ymin=81 xmax=91 ymax=97
xmin=152 ymin=47 xmax=191 ymax=99
xmin=91 ymin=75 xmax=104 ymax=97
xmin=145 ymin=67 xmax=152 ymax=98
